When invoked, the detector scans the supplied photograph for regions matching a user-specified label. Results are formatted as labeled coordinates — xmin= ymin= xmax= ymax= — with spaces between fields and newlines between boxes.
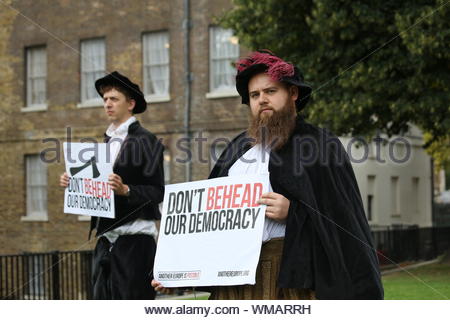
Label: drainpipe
xmin=183 ymin=0 xmax=192 ymax=182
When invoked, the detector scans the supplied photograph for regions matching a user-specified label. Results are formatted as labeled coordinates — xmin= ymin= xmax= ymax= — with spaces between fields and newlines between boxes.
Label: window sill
xmin=205 ymin=90 xmax=239 ymax=99
xmin=77 ymin=215 xmax=91 ymax=221
xmin=21 ymin=215 xmax=48 ymax=222
xmin=145 ymin=94 xmax=171 ymax=103
xmin=21 ymin=104 xmax=48 ymax=112
xmin=77 ymin=99 xmax=103 ymax=108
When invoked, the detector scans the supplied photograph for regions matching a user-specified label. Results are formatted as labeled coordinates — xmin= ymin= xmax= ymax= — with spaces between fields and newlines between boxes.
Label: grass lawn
xmin=382 ymin=258 xmax=450 ymax=299
xmin=185 ymin=294 xmax=209 ymax=300
xmin=163 ymin=259 xmax=450 ymax=300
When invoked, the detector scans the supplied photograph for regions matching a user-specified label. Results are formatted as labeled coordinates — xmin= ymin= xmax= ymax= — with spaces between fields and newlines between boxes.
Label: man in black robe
xmin=153 ymin=50 xmax=383 ymax=299
xmin=208 ymin=50 xmax=383 ymax=299
xmin=61 ymin=72 xmax=164 ymax=299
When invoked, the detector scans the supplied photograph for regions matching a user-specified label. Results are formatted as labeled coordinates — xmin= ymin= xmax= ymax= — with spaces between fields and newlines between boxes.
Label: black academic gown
xmin=209 ymin=117 xmax=384 ymax=299
xmin=90 ymin=121 xmax=165 ymax=237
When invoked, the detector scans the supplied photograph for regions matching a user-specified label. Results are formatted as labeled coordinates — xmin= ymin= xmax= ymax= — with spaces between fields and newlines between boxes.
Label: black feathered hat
xmin=95 ymin=71 xmax=147 ymax=114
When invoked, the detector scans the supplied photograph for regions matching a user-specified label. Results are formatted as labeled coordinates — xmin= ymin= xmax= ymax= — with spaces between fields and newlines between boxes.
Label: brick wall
xmin=0 ymin=0 xmax=249 ymax=254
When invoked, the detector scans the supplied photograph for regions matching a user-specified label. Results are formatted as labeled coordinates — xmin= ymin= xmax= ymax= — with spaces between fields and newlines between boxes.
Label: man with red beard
xmin=208 ymin=51 xmax=383 ymax=300
xmin=153 ymin=51 xmax=383 ymax=299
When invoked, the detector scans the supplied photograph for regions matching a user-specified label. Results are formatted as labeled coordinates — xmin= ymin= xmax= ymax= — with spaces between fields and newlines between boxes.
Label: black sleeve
xmin=127 ymin=136 xmax=165 ymax=207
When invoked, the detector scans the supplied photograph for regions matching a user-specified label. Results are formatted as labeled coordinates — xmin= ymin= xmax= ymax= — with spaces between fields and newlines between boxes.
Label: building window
xmin=26 ymin=46 xmax=47 ymax=108
xmin=412 ymin=177 xmax=420 ymax=214
xmin=23 ymin=155 xmax=47 ymax=221
xmin=208 ymin=26 xmax=239 ymax=96
xmin=143 ymin=31 xmax=170 ymax=101
xmin=390 ymin=176 xmax=400 ymax=216
xmin=367 ymin=175 xmax=376 ymax=221
xmin=80 ymin=38 xmax=105 ymax=105
xmin=163 ymin=149 xmax=171 ymax=185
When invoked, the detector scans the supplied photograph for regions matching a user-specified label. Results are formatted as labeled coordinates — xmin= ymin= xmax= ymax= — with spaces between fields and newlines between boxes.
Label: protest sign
xmin=154 ymin=174 xmax=269 ymax=287
xmin=63 ymin=142 xmax=114 ymax=218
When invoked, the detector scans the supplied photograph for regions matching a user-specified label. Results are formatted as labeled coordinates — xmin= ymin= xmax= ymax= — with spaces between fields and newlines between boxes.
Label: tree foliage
xmin=221 ymin=0 xmax=450 ymax=151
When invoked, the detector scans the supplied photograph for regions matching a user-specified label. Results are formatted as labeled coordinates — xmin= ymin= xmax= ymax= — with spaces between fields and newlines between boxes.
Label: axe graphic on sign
xmin=70 ymin=156 xmax=100 ymax=178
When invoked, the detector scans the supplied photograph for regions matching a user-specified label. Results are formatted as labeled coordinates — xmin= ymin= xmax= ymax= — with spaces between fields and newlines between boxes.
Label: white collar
xmin=106 ymin=116 xmax=137 ymax=138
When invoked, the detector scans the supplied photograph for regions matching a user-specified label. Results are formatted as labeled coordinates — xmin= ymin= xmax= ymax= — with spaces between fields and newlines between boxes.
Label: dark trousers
xmin=92 ymin=234 xmax=157 ymax=300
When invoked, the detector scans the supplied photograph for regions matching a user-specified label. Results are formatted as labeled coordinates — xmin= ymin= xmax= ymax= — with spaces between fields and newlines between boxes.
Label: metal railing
xmin=1 ymin=226 xmax=449 ymax=299
xmin=371 ymin=226 xmax=450 ymax=265
xmin=0 ymin=250 xmax=92 ymax=300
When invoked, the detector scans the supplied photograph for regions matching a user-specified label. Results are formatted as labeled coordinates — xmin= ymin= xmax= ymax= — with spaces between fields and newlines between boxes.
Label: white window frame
xmin=22 ymin=154 xmax=48 ymax=221
xmin=78 ymin=38 xmax=106 ymax=108
xmin=206 ymin=26 xmax=239 ymax=99
xmin=390 ymin=176 xmax=400 ymax=217
xmin=412 ymin=177 xmax=420 ymax=215
xmin=366 ymin=175 xmax=376 ymax=222
xmin=22 ymin=46 xmax=47 ymax=112
xmin=143 ymin=31 xmax=171 ymax=103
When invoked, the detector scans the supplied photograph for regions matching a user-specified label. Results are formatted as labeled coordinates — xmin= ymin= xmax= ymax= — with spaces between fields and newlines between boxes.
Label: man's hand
xmin=258 ymin=192 xmax=290 ymax=222
xmin=108 ymin=173 xmax=128 ymax=196
xmin=59 ymin=172 xmax=69 ymax=188
xmin=151 ymin=279 xmax=174 ymax=295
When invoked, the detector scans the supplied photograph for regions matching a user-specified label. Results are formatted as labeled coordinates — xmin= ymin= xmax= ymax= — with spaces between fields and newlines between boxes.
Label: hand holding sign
xmin=151 ymin=280 xmax=174 ymax=295
xmin=108 ymin=173 xmax=129 ymax=196
xmin=60 ymin=172 xmax=69 ymax=188
xmin=258 ymin=192 xmax=290 ymax=222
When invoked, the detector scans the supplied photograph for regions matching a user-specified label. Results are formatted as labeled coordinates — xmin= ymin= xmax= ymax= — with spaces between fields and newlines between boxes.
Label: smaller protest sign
xmin=63 ymin=142 xmax=114 ymax=218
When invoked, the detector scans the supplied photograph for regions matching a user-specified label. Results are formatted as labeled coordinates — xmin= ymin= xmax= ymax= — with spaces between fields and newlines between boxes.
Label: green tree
xmin=221 ymin=0 xmax=450 ymax=148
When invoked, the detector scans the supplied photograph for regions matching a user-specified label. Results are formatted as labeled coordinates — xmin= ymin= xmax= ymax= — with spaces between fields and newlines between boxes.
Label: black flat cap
xmin=95 ymin=71 xmax=147 ymax=114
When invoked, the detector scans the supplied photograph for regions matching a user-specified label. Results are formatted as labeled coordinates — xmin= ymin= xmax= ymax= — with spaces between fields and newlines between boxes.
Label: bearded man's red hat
xmin=235 ymin=50 xmax=312 ymax=111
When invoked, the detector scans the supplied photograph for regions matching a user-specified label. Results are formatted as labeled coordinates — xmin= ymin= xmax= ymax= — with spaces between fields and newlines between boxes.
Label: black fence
xmin=434 ymin=203 xmax=450 ymax=227
xmin=372 ymin=226 xmax=450 ymax=266
xmin=0 ymin=250 xmax=92 ymax=300
xmin=1 ymin=227 xmax=449 ymax=299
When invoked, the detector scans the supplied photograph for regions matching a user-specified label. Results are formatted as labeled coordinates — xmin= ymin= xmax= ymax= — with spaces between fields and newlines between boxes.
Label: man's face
xmin=102 ymin=88 xmax=135 ymax=126
xmin=248 ymin=73 xmax=298 ymax=120
xmin=246 ymin=73 xmax=298 ymax=150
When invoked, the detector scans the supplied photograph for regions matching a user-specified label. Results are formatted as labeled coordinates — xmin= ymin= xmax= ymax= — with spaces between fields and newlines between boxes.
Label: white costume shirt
xmin=228 ymin=144 xmax=286 ymax=242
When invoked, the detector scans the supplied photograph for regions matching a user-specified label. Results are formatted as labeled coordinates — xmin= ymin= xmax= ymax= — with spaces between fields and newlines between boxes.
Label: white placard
xmin=154 ymin=174 xmax=270 ymax=287
xmin=63 ymin=142 xmax=115 ymax=218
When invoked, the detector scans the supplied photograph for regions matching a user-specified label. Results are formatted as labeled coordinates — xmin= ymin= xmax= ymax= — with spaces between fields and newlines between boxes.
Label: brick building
xmin=0 ymin=0 xmax=433 ymax=256
xmin=0 ymin=0 xmax=246 ymax=254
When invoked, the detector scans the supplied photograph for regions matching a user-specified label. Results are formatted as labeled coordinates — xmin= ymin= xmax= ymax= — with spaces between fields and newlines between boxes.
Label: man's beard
xmin=247 ymin=102 xmax=297 ymax=151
